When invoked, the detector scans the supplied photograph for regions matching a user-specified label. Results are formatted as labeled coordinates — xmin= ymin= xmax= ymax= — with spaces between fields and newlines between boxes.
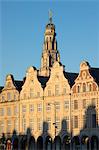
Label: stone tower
xmin=39 ymin=11 xmax=60 ymax=76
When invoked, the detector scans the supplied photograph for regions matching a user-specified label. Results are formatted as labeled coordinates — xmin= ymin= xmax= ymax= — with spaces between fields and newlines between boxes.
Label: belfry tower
xmin=39 ymin=11 xmax=60 ymax=76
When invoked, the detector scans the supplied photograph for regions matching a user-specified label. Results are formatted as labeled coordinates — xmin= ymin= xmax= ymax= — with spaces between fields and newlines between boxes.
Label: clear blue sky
xmin=0 ymin=0 xmax=99 ymax=86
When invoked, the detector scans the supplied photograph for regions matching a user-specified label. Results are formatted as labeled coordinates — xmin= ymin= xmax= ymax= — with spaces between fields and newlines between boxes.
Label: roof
xmin=63 ymin=71 xmax=78 ymax=87
xmin=0 ymin=86 xmax=4 ymax=93
xmin=37 ymin=76 xmax=49 ymax=88
xmin=14 ymin=80 xmax=24 ymax=91
xmin=89 ymin=67 xmax=99 ymax=85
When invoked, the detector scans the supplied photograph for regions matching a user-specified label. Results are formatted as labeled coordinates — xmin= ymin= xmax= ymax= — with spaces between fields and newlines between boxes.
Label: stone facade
xmin=0 ymin=15 xmax=99 ymax=149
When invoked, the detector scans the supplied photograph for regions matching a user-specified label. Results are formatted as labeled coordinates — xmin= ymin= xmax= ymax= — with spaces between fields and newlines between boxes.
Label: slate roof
xmin=14 ymin=80 xmax=24 ymax=92
xmin=0 ymin=86 xmax=4 ymax=93
xmin=63 ymin=71 xmax=78 ymax=87
xmin=89 ymin=68 xmax=99 ymax=85
xmin=37 ymin=76 xmax=49 ymax=88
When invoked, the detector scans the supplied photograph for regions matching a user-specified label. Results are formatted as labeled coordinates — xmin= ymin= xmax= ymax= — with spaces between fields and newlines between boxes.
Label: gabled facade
xmin=0 ymin=14 xmax=99 ymax=149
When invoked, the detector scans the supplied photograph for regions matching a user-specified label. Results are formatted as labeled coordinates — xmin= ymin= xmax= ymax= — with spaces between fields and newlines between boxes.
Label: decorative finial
xmin=49 ymin=9 xmax=52 ymax=23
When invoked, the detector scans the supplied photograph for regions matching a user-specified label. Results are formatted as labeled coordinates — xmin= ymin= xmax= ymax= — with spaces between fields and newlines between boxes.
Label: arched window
xmin=83 ymin=83 xmax=86 ymax=92
xmin=7 ymin=92 xmax=11 ymax=101
xmin=77 ymin=85 xmax=80 ymax=93
xmin=89 ymin=84 xmax=92 ymax=91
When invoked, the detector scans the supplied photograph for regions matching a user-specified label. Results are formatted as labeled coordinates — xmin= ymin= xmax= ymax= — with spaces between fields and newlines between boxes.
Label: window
xmin=91 ymin=98 xmax=96 ymax=106
xmin=30 ymin=88 xmax=33 ymax=98
xmin=7 ymin=107 xmax=11 ymax=116
xmin=64 ymin=116 xmax=69 ymax=130
xmin=14 ymin=119 xmax=18 ymax=131
xmin=22 ymin=105 xmax=26 ymax=113
xmin=37 ymin=118 xmax=42 ymax=131
xmin=22 ymin=118 xmax=26 ymax=132
xmin=48 ymin=90 xmax=51 ymax=96
xmin=77 ymin=85 xmax=80 ymax=93
xmin=29 ymin=118 xmax=34 ymax=131
xmin=37 ymin=103 xmax=42 ymax=112
xmin=14 ymin=106 xmax=18 ymax=115
xmin=83 ymin=99 xmax=86 ymax=109
xmin=46 ymin=117 xmax=51 ymax=130
xmin=64 ymin=101 xmax=69 ymax=109
xmin=37 ymin=92 xmax=40 ymax=97
xmin=7 ymin=120 xmax=11 ymax=132
xmin=56 ymin=117 xmax=60 ymax=130
xmin=14 ymin=94 xmax=17 ymax=101
xmin=46 ymin=103 xmax=51 ymax=111
xmin=29 ymin=104 xmax=34 ymax=112
xmin=74 ymin=116 xmax=78 ymax=128
xmin=0 ymin=120 xmax=4 ymax=134
xmin=2 ymin=95 xmax=5 ymax=102
xmin=7 ymin=92 xmax=11 ymax=101
xmin=55 ymin=102 xmax=60 ymax=111
xmin=83 ymin=83 xmax=86 ymax=92
xmin=55 ymin=85 xmax=59 ymax=96
xmin=74 ymin=100 xmax=78 ymax=110
xmin=89 ymin=84 xmax=92 ymax=91
xmin=63 ymin=88 xmax=66 ymax=95
xmin=0 ymin=108 xmax=4 ymax=116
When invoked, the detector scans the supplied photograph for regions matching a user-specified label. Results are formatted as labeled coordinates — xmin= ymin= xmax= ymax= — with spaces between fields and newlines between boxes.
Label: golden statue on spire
xmin=49 ymin=9 xmax=52 ymax=23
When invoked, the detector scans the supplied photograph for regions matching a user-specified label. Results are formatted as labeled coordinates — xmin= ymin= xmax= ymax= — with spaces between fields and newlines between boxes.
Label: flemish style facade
xmin=0 ymin=15 xmax=99 ymax=149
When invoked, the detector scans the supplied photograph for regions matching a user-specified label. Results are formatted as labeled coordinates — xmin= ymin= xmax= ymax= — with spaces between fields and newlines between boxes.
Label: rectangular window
xmin=55 ymin=85 xmax=59 ymax=96
xmin=37 ymin=118 xmax=42 ymax=131
xmin=30 ymin=89 xmax=33 ymax=98
xmin=14 ymin=119 xmax=18 ymax=131
xmin=0 ymin=120 xmax=4 ymax=134
xmin=0 ymin=108 xmax=4 ymax=116
xmin=91 ymin=98 xmax=96 ymax=106
xmin=2 ymin=95 xmax=5 ymax=102
xmin=7 ymin=120 xmax=11 ymax=132
xmin=22 ymin=118 xmax=26 ymax=132
xmin=56 ymin=117 xmax=60 ymax=130
xmin=14 ymin=106 xmax=18 ymax=115
xmin=83 ymin=99 xmax=86 ymax=109
xmin=74 ymin=100 xmax=78 ymax=110
xmin=55 ymin=102 xmax=60 ymax=111
xmin=37 ymin=92 xmax=40 ymax=97
xmin=74 ymin=116 xmax=78 ymax=128
xmin=48 ymin=90 xmax=51 ymax=96
xmin=64 ymin=116 xmax=69 ymax=130
xmin=7 ymin=107 xmax=11 ymax=116
xmin=46 ymin=117 xmax=51 ymax=130
xmin=37 ymin=103 xmax=42 ymax=112
xmin=64 ymin=101 xmax=69 ymax=109
xmin=22 ymin=105 xmax=26 ymax=113
xmin=63 ymin=88 xmax=66 ymax=95
xmin=29 ymin=104 xmax=34 ymax=112
xmin=29 ymin=118 xmax=34 ymax=131
xmin=46 ymin=103 xmax=51 ymax=111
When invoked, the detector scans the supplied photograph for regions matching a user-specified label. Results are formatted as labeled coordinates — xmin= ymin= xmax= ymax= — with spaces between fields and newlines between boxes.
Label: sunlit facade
xmin=0 ymin=15 xmax=99 ymax=149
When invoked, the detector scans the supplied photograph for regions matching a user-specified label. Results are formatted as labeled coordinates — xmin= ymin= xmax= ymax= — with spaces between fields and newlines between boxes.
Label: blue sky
xmin=0 ymin=0 xmax=99 ymax=85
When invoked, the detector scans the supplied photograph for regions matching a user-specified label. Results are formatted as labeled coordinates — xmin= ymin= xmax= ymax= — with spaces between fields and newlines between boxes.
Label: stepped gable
xmin=63 ymin=71 xmax=78 ymax=87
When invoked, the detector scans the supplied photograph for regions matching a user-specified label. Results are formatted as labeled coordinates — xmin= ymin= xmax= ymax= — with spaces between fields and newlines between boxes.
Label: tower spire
xmin=49 ymin=9 xmax=52 ymax=24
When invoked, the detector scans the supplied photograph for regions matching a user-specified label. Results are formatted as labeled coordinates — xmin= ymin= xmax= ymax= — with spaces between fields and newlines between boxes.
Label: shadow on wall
xmin=0 ymin=105 xmax=99 ymax=150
